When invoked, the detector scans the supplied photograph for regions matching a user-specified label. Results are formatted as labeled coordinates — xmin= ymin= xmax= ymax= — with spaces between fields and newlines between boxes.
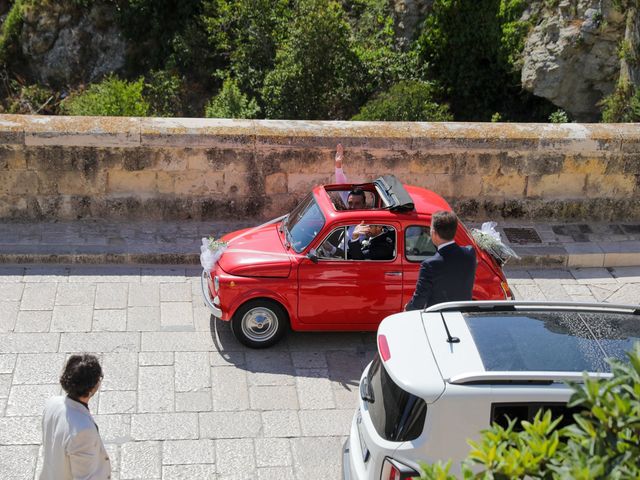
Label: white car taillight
xmin=381 ymin=457 xmax=420 ymax=480
xmin=214 ymin=275 xmax=219 ymax=293
xmin=378 ymin=334 xmax=391 ymax=361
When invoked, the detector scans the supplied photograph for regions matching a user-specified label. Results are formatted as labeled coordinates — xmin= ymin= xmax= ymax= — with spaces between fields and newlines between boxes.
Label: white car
xmin=342 ymin=301 xmax=640 ymax=480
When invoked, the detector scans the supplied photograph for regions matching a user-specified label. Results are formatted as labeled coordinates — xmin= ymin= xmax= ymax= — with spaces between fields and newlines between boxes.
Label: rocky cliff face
xmin=392 ymin=0 xmax=433 ymax=45
xmin=521 ymin=0 xmax=627 ymax=121
xmin=20 ymin=1 xmax=125 ymax=87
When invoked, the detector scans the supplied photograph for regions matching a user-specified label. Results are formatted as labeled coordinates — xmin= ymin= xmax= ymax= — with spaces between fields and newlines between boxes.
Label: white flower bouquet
xmin=470 ymin=222 xmax=520 ymax=266
xmin=200 ymin=236 xmax=228 ymax=271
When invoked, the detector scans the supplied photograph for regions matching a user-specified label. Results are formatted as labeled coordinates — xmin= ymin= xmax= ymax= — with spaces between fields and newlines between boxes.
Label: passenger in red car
xmin=346 ymin=188 xmax=366 ymax=209
xmin=335 ymin=143 xmax=366 ymax=210
xmin=318 ymin=144 xmax=369 ymax=257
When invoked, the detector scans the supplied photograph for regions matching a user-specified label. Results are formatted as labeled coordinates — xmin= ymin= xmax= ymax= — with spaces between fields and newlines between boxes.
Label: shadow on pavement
xmin=209 ymin=314 xmax=377 ymax=390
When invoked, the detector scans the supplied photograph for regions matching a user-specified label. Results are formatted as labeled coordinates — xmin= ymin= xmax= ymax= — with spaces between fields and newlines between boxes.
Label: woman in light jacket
xmin=40 ymin=354 xmax=110 ymax=480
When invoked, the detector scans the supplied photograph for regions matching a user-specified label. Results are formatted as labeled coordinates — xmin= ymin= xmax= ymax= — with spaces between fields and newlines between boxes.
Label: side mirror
xmin=306 ymin=249 xmax=319 ymax=264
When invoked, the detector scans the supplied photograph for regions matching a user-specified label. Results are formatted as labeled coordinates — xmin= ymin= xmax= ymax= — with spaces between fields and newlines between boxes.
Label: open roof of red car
xmin=321 ymin=174 xmax=451 ymax=218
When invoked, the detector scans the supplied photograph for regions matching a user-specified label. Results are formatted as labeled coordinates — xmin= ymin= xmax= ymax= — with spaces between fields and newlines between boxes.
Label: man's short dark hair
xmin=431 ymin=210 xmax=458 ymax=241
xmin=348 ymin=188 xmax=366 ymax=200
xmin=60 ymin=354 xmax=102 ymax=398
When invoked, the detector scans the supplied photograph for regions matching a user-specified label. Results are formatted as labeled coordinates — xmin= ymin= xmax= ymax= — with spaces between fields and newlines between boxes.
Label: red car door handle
xmin=385 ymin=271 xmax=402 ymax=276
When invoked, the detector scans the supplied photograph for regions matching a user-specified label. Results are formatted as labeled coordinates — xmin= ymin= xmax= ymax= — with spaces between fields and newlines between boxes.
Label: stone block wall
xmin=0 ymin=115 xmax=639 ymax=222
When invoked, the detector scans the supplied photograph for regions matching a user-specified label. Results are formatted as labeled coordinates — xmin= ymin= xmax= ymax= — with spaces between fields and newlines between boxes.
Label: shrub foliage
xmin=601 ymin=81 xmax=640 ymax=122
xmin=0 ymin=0 xmax=26 ymax=66
xmin=418 ymin=343 xmax=640 ymax=479
xmin=205 ymin=77 xmax=260 ymax=119
xmin=352 ymin=80 xmax=452 ymax=121
xmin=143 ymin=70 xmax=184 ymax=117
xmin=61 ymin=75 xmax=150 ymax=116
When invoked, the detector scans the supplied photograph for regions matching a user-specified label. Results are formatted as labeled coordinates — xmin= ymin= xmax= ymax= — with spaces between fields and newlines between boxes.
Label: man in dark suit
xmin=348 ymin=224 xmax=394 ymax=260
xmin=405 ymin=210 xmax=476 ymax=311
xmin=321 ymin=223 xmax=395 ymax=260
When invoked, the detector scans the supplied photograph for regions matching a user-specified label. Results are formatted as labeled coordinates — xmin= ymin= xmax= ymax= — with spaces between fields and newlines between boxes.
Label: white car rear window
xmin=464 ymin=311 xmax=640 ymax=373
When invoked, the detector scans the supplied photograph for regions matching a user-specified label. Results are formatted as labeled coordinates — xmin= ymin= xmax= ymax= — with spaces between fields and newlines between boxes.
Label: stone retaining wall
xmin=0 ymin=115 xmax=639 ymax=221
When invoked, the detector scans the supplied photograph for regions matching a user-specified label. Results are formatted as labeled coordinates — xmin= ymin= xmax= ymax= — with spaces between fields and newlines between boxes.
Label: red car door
xmin=296 ymin=222 xmax=403 ymax=327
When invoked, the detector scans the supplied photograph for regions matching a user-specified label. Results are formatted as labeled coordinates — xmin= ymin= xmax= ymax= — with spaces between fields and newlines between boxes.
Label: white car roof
xmin=421 ymin=311 xmax=484 ymax=381
xmin=377 ymin=311 xmax=446 ymax=403
xmin=377 ymin=301 xmax=640 ymax=398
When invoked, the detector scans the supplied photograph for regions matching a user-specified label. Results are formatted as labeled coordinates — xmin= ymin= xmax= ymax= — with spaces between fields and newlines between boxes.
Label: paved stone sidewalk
xmin=0 ymin=265 xmax=639 ymax=480
xmin=0 ymin=219 xmax=639 ymax=267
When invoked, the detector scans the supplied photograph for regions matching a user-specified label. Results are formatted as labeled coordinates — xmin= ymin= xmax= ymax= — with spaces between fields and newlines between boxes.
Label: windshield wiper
xmin=284 ymin=229 xmax=293 ymax=249
xmin=279 ymin=214 xmax=289 ymax=233
xmin=281 ymin=217 xmax=293 ymax=248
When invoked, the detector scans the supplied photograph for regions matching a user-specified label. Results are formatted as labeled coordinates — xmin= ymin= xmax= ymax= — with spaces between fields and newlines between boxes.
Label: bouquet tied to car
xmin=200 ymin=236 xmax=228 ymax=271
xmin=470 ymin=222 xmax=520 ymax=266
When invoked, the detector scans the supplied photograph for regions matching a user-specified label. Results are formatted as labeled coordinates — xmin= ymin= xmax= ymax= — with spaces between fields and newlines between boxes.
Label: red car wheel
xmin=231 ymin=299 xmax=288 ymax=348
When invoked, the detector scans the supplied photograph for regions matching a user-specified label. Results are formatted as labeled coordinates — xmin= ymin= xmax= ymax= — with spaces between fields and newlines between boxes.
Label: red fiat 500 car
xmin=202 ymin=175 xmax=513 ymax=348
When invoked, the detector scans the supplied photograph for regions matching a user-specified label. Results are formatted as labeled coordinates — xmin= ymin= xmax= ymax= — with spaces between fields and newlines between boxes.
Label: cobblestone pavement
xmin=0 ymin=265 xmax=639 ymax=480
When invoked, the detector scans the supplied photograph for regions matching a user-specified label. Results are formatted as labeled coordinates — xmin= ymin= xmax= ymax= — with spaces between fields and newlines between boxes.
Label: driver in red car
xmin=321 ymin=222 xmax=395 ymax=261
xmin=349 ymin=224 xmax=395 ymax=260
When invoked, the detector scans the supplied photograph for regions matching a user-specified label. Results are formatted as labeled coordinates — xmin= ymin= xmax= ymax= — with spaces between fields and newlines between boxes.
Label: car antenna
xmin=441 ymin=317 xmax=460 ymax=343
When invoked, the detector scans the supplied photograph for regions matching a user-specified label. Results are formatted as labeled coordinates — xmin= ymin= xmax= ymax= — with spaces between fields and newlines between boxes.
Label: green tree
xmin=117 ymin=0 xmax=219 ymax=85
xmin=352 ymin=80 xmax=452 ymax=121
xmin=262 ymin=0 xmax=366 ymax=119
xmin=206 ymin=0 xmax=292 ymax=107
xmin=347 ymin=0 xmax=419 ymax=99
xmin=143 ymin=70 xmax=184 ymax=117
xmin=205 ymin=77 xmax=260 ymax=118
xmin=418 ymin=343 xmax=640 ymax=479
xmin=61 ymin=75 xmax=150 ymax=116
xmin=0 ymin=0 xmax=26 ymax=66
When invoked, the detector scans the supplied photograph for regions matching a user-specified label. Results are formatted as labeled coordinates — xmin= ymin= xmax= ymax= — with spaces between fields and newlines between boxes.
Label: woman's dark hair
xmin=60 ymin=354 xmax=102 ymax=398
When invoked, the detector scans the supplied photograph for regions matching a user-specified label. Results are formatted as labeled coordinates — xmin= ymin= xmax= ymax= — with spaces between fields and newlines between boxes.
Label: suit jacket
xmin=405 ymin=243 xmax=476 ymax=311
xmin=40 ymin=396 xmax=110 ymax=480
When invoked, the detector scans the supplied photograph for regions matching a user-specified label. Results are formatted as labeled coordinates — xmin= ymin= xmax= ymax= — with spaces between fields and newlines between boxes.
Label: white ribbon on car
xmin=200 ymin=214 xmax=288 ymax=271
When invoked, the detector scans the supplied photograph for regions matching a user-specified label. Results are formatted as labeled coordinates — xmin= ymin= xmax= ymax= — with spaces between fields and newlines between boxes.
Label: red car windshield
xmin=284 ymin=193 xmax=325 ymax=253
